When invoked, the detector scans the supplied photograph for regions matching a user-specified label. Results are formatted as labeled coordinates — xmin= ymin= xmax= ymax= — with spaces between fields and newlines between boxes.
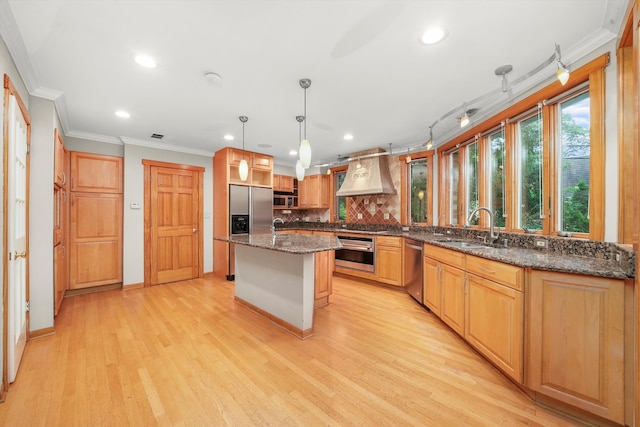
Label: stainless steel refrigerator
xmin=227 ymin=185 xmax=273 ymax=280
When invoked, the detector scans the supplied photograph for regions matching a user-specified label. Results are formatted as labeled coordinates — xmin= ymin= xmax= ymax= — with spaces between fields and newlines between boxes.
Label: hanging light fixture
xmin=426 ymin=126 xmax=434 ymax=150
xmin=296 ymin=115 xmax=306 ymax=181
xmin=555 ymin=43 xmax=570 ymax=86
xmin=460 ymin=103 xmax=470 ymax=128
xmin=405 ymin=149 xmax=411 ymax=164
xmin=495 ymin=64 xmax=513 ymax=93
xmin=238 ymin=116 xmax=249 ymax=181
xmin=299 ymin=78 xmax=312 ymax=168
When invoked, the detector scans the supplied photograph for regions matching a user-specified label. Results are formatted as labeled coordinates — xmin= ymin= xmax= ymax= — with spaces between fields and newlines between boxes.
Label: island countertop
xmin=215 ymin=233 xmax=342 ymax=254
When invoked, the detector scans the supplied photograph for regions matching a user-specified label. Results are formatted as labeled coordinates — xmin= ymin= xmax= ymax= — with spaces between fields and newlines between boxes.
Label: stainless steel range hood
xmin=335 ymin=148 xmax=397 ymax=197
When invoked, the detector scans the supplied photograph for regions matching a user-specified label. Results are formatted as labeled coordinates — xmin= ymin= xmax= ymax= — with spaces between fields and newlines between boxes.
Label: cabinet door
xmin=69 ymin=193 xmax=123 ymax=289
xmin=251 ymin=152 xmax=273 ymax=170
xmin=527 ymin=270 xmax=624 ymax=423
xmin=318 ymin=175 xmax=330 ymax=208
xmin=71 ymin=152 xmax=123 ymax=193
xmin=423 ymin=256 xmax=441 ymax=316
xmin=466 ymin=273 xmax=523 ymax=383
xmin=275 ymin=175 xmax=294 ymax=193
xmin=297 ymin=179 xmax=308 ymax=208
xmin=377 ymin=245 xmax=402 ymax=286
xmin=440 ymin=264 xmax=465 ymax=336
xmin=54 ymin=243 xmax=66 ymax=315
xmin=314 ymin=250 xmax=332 ymax=307
xmin=54 ymin=129 xmax=66 ymax=187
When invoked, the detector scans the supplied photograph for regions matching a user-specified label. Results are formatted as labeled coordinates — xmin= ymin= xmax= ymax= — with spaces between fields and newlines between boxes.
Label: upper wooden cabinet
xmin=54 ymin=129 xmax=67 ymax=188
xmin=273 ymin=174 xmax=294 ymax=193
xmin=298 ymin=174 xmax=330 ymax=208
xmin=70 ymin=152 xmax=123 ymax=193
xmin=215 ymin=147 xmax=273 ymax=188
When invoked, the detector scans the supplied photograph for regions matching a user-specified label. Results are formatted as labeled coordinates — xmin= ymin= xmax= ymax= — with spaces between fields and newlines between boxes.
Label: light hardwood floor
xmin=0 ymin=275 xmax=583 ymax=426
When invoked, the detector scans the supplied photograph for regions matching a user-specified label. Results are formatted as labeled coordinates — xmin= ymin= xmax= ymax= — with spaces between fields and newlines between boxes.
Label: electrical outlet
xmin=383 ymin=213 xmax=389 ymax=220
xmin=615 ymin=252 xmax=621 ymax=263
xmin=364 ymin=198 xmax=369 ymax=204
xmin=402 ymin=226 xmax=410 ymax=232
xmin=357 ymin=213 xmax=363 ymax=219
xmin=535 ymin=239 xmax=547 ymax=248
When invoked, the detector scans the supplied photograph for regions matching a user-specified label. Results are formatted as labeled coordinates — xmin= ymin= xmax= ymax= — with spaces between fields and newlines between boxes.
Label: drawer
xmin=466 ymin=255 xmax=523 ymax=291
xmin=377 ymin=236 xmax=401 ymax=247
xmin=425 ymin=244 xmax=465 ymax=269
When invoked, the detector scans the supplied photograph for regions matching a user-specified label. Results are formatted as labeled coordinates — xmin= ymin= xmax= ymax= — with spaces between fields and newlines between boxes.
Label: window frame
xmin=400 ymin=150 xmax=434 ymax=225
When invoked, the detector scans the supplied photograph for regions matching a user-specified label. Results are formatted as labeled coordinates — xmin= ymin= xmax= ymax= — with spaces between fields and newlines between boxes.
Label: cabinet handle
xmin=61 ymin=171 xmax=66 ymax=185
xmin=479 ymin=267 xmax=496 ymax=275
xmin=62 ymin=191 xmax=66 ymax=203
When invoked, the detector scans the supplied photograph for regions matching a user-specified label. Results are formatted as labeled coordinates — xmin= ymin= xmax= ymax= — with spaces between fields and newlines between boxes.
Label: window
xmin=517 ymin=111 xmax=543 ymax=231
xmin=409 ymin=159 xmax=428 ymax=223
xmin=335 ymin=171 xmax=346 ymax=221
xmin=557 ymin=91 xmax=590 ymax=234
xmin=488 ymin=128 xmax=506 ymax=227
xmin=449 ymin=151 xmax=460 ymax=226
xmin=466 ymin=139 xmax=479 ymax=225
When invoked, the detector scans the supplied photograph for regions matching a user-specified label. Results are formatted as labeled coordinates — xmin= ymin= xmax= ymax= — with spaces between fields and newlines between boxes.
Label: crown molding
xmin=120 ymin=137 xmax=214 ymax=157
xmin=65 ymin=130 xmax=123 ymax=146
xmin=0 ymin=0 xmax=38 ymax=94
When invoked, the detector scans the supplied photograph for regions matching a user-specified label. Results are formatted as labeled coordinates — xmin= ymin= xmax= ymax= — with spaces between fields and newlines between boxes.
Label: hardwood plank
xmin=0 ymin=275 xmax=585 ymax=426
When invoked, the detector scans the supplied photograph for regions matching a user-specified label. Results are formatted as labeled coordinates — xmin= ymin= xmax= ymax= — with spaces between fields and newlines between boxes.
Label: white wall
xmin=123 ymin=144 xmax=213 ymax=286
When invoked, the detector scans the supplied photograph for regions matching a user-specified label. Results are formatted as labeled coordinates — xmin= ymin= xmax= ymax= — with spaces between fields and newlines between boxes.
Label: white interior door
xmin=7 ymin=94 xmax=29 ymax=383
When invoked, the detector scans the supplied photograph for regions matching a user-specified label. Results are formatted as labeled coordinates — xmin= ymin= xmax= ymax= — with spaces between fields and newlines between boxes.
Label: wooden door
xmin=149 ymin=165 xmax=201 ymax=285
xmin=3 ymin=80 xmax=30 ymax=384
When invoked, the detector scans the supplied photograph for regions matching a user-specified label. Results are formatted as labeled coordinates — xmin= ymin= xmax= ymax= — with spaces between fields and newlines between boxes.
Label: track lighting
xmin=238 ymin=116 xmax=249 ymax=181
xmin=405 ymin=149 xmax=411 ymax=164
xmin=495 ymin=64 xmax=513 ymax=93
xmin=425 ymin=126 xmax=434 ymax=150
xmin=460 ymin=104 xmax=470 ymax=128
xmin=555 ymin=44 xmax=570 ymax=86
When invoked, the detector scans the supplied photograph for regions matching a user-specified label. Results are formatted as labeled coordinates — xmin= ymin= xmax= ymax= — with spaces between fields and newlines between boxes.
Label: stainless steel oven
xmin=335 ymin=235 xmax=375 ymax=273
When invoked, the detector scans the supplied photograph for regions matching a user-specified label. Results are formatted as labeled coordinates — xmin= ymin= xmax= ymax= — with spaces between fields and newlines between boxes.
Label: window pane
xmin=335 ymin=172 xmax=346 ymax=221
xmin=518 ymin=114 xmax=543 ymax=230
xmin=558 ymin=91 xmax=590 ymax=233
xmin=489 ymin=130 xmax=506 ymax=227
xmin=466 ymin=141 xmax=479 ymax=225
xmin=449 ymin=151 xmax=460 ymax=225
xmin=409 ymin=159 xmax=427 ymax=223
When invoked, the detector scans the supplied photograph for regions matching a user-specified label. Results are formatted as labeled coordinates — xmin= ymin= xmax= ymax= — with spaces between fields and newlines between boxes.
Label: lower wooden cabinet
xmin=526 ymin=270 xmax=625 ymax=424
xmin=439 ymin=264 xmax=465 ymax=336
xmin=376 ymin=236 xmax=402 ymax=286
xmin=465 ymin=273 xmax=523 ymax=383
xmin=314 ymin=250 xmax=332 ymax=307
xmin=53 ymin=243 xmax=67 ymax=315
xmin=422 ymin=256 xmax=440 ymax=315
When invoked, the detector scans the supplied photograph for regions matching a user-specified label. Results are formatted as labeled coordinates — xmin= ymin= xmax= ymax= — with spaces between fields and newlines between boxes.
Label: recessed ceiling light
xmin=420 ymin=28 xmax=447 ymax=45
xmin=115 ymin=110 xmax=130 ymax=118
xmin=289 ymin=150 xmax=298 ymax=156
xmin=224 ymin=134 xmax=234 ymax=141
xmin=134 ymin=54 xmax=156 ymax=68
xmin=343 ymin=134 xmax=354 ymax=141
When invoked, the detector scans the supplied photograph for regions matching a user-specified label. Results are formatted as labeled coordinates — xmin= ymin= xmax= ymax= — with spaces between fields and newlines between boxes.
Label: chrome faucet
xmin=466 ymin=207 xmax=500 ymax=243
xmin=272 ymin=217 xmax=284 ymax=234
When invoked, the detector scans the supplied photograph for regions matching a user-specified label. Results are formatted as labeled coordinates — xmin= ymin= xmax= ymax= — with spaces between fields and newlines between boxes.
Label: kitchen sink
xmin=339 ymin=229 xmax=389 ymax=235
xmin=439 ymin=240 xmax=494 ymax=250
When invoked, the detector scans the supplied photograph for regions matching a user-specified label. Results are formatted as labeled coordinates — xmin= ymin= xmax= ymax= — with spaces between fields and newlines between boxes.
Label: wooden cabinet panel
xmin=70 ymin=152 xmax=123 ymax=193
xmin=526 ymin=270 xmax=625 ymax=423
xmin=69 ymin=193 xmax=122 ymax=289
xmin=251 ymin=152 xmax=273 ymax=170
xmin=54 ymin=129 xmax=66 ymax=188
xmin=466 ymin=273 xmax=523 ymax=383
xmin=54 ymin=243 xmax=66 ymax=315
xmin=424 ymin=244 xmax=465 ymax=269
xmin=314 ymin=250 xmax=332 ymax=307
xmin=466 ymin=255 xmax=523 ymax=291
xmin=423 ymin=256 xmax=441 ymax=316
xmin=298 ymin=175 xmax=329 ymax=208
xmin=274 ymin=174 xmax=294 ymax=193
xmin=376 ymin=236 xmax=402 ymax=286
xmin=440 ymin=264 xmax=466 ymax=336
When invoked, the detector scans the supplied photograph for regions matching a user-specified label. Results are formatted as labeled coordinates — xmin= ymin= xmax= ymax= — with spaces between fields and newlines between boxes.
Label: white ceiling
xmin=1 ymin=0 xmax=627 ymax=167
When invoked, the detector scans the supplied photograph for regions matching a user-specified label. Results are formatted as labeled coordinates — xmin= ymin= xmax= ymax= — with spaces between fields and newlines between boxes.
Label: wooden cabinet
xmin=70 ymin=152 xmax=123 ymax=193
xmin=69 ymin=192 xmax=123 ymax=289
xmin=465 ymin=271 xmax=523 ymax=383
xmin=526 ymin=270 xmax=625 ymax=423
xmin=53 ymin=243 xmax=66 ymax=315
xmin=376 ymin=236 xmax=402 ymax=286
xmin=423 ymin=256 xmax=440 ymax=316
xmin=54 ymin=129 xmax=66 ymax=188
xmin=273 ymin=174 xmax=294 ymax=193
xmin=218 ymin=148 xmax=273 ymax=187
xmin=298 ymin=174 xmax=329 ymax=208
xmin=423 ymin=244 xmax=466 ymax=335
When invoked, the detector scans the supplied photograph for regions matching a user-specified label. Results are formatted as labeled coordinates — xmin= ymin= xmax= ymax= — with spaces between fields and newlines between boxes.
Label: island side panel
xmin=234 ymin=245 xmax=316 ymax=332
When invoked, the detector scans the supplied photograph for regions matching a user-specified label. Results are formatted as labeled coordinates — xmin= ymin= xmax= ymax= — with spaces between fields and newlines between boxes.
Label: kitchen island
xmin=217 ymin=233 xmax=341 ymax=339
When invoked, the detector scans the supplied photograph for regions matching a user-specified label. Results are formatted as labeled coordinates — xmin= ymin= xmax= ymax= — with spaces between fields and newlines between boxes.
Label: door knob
xmin=13 ymin=251 xmax=26 ymax=259
xmin=192 ymin=228 xmax=197 ymax=232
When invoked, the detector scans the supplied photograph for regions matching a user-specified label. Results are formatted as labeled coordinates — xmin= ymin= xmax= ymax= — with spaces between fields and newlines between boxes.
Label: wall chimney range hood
xmin=335 ymin=148 xmax=397 ymax=197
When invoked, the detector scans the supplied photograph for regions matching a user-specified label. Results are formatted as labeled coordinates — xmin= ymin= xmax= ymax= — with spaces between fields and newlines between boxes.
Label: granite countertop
xmin=274 ymin=224 xmax=635 ymax=279
xmin=217 ymin=233 xmax=342 ymax=254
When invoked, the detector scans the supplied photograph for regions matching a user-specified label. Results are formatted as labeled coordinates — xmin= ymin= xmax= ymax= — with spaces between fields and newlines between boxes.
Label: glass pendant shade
xmin=460 ymin=114 xmax=470 ymax=128
xmin=239 ymin=159 xmax=249 ymax=181
xmin=299 ymin=139 xmax=312 ymax=169
xmin=295 ymin=160 xmax=305 ymax=181
xmin=556 ymin=68 xmax=570 ymax=86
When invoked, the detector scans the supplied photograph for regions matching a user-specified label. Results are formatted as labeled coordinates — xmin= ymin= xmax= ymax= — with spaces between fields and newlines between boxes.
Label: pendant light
xmin=295 ymin=115 xmax=306 ymax=181
xmin=299 ymin=78 xmax=312 ymax=168
xmin=238 ymin=116 xmax=249 ymax=181
xmin=555 ymin=44 xmax=570 ymax=86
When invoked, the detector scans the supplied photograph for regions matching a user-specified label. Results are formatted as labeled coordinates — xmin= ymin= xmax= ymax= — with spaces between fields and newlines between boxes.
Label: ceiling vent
xmin=151 ymin=133 xmax=164 ymax=139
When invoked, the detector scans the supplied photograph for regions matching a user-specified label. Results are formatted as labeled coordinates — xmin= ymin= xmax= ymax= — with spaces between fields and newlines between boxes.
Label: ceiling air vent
xmin=151 ymin=133 xmax=164 ymax=139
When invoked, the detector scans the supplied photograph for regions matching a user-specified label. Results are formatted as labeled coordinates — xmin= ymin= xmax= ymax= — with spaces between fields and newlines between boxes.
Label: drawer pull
xmin=479 ymin=267 xmax=496 ymax=274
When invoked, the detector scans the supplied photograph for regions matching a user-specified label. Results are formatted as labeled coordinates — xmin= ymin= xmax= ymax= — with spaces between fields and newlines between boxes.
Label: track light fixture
xmin=555 ymin=43 xmax=570 ymax=86
xmin=426 ymin=126 xmax=434 ymax=150
xmin=405 ymin=148 xmax=411 ymax=164
xmin=495 ymin=64 xmax=513 ymax=93
xmin=460 ymin=103 xmax=470 ymax=128
xmin=238 ymin=116 xmax=249 ymax=181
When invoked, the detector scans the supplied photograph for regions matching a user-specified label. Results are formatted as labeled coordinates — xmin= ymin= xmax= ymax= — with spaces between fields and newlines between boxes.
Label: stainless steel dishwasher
xmin=403 ymin=238 xmax=423 ymax=303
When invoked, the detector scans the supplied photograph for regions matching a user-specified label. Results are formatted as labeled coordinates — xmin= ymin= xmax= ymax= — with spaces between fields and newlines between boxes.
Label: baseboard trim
xmin=234 ymin=296 xmax=313 ymax=340
xmin=123 ymin=282 xmax=144 ymax=290
xmin=29 ymin=326 xmax=55 ymax=340
xmin=65 ymin=283 xmax=122 ymax=297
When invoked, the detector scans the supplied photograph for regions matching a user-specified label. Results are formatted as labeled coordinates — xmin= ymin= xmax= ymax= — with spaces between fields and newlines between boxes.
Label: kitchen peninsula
xmin=217 ymin=233 xmax=341 ymax=339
